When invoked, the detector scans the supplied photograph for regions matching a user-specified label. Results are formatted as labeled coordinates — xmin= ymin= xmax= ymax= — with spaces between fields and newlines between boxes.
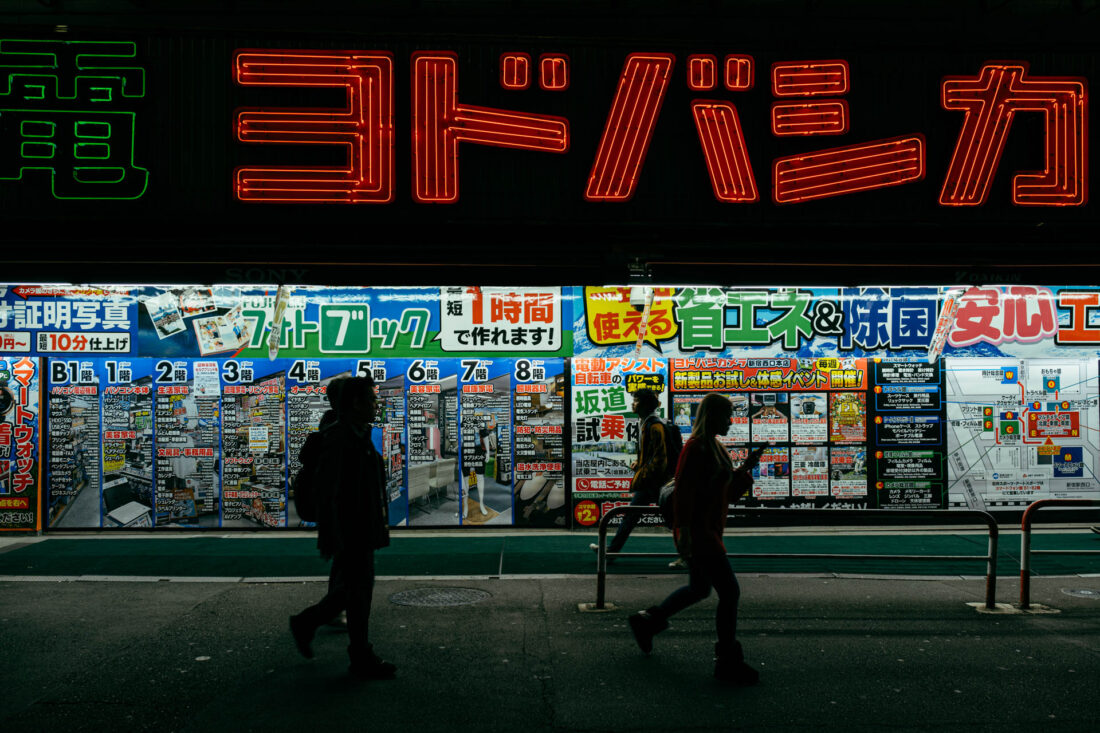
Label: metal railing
xmin=594 ymin=505 xmax=1000 ymax=610
xmin=1018 ymin=499 xmax=1100 ymax=610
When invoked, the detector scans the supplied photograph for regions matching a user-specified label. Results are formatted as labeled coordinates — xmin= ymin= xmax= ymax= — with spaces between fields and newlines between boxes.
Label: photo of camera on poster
xmin=750 ymin=393 xmax=789 ymax=443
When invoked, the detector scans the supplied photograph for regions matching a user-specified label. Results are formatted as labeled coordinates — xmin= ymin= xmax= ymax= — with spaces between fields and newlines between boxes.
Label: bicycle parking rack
xmin=1019 ymin=499 xmax=1100 ymax=610
xmin=592 ymin=505 xmax=1000 ymax=611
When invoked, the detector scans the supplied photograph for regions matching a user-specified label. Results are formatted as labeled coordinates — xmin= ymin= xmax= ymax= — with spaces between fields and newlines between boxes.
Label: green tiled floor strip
xmin=2 ymin=532 xmax=1099 ymax=577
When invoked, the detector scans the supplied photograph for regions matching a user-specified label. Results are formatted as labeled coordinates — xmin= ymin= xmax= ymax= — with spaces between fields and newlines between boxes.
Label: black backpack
xmin=645 ymin=415 xmax=683 ymax=528
xmin=644 ymin=414 xmax=683 ymax=480
xmin=292 ymin=424 xmax=331 ymax=523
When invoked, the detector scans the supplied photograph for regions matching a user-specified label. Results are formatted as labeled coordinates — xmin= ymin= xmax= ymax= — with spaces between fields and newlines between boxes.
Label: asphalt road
xmin=2 ymin=572 xmax=1098 ymax=732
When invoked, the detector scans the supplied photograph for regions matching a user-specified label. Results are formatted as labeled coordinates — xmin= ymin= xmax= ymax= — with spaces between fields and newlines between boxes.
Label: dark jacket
xmin=315 ymin=420 xmax=389 ymax=558
xmin=632 ymin=415 xmax=669 ymax=498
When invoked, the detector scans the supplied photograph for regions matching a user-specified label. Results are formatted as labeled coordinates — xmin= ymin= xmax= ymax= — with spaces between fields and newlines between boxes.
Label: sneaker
xmin=289 ymin=614 xmax=314 ymax=659
xmin=627 ymin=610 xmax=668 ymax=654
xmin=668 ymin=557 xmax=688 ymax=569
xmin=589 ymin=543 xmax=616 ymax=564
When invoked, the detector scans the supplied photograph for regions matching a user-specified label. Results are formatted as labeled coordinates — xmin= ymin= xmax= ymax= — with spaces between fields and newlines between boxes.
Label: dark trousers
xmin=296 ymin=550 xmax=376 ymax=657
xmin=651 ymin=552 xmax=740 ymax=647
xmin=607 ymin=486 xmax=656 ymax=553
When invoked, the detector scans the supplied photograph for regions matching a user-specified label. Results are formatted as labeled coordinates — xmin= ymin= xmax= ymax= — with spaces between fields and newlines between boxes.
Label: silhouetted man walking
xmin=289 ymin=376 xmax=395 ymax=679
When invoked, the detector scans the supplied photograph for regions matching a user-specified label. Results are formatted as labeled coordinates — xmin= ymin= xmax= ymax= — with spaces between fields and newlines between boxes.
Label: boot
xmin=348 ymin=644 xmax=397 ymax=680
xmin=714 ymin=641 xmax=759 ymax=685
xmin=289 ymin=614 xmax=315 ymax=659
xmin=627 ymin=608 xmax=669 ymax=654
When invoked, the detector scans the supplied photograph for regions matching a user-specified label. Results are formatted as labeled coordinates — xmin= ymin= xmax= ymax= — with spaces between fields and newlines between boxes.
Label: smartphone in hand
xmin=739 ymin=445 xmax=767 ymax=472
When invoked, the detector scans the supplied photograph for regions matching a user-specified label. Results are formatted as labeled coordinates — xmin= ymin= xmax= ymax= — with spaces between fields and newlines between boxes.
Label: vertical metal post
xmin=595 ymin=512 xmax=609 ymax=610
xmin=1019 ymin=508 xmax=1034 ymax=610
xmin=985 ymin=521 xmax=998 ymax=610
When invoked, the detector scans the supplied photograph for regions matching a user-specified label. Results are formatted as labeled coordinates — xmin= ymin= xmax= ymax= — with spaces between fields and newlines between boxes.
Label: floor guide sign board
xmin=2 ymin=284 xmax=1100 ymax=531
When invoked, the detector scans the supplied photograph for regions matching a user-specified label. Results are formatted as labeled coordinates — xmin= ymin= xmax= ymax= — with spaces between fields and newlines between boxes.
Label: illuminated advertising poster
xmin=830 ymin=446 xmax=867 ymax=499
xmin=100 ymin=359 xmax=154 ymax=528
xmin=870 ymin=360 xmax=947 ymax=508
xmin=220 ymin=360 xmax=287 ymax=528
xmin=727 ymin=393 xmax=750 ymax=443
xmin=135 ymin=286 xmax=573 ymax=360
xmin=0 ymin=286 xmax=137 ymax=357
xmin=668 ymin=357 xmax=868 ymax=393
xmin=440 ymin=287 xmax=566 ymax=353
xmin=46 ymin=359 xmax=101 ymax=528
xmin=405 ymin=359 xmax=461 ymax=526
xmin=874 ymin=449 xmax=946 ymax=510
xmin=671 ymin=392 xmax=701 ymax=431
xmin=873 ymin=362 xmax=943 ymax=413
xmin=944 ymin=357 xmax=1100 ymax=508
xmin=829 ymin=392 xmax=867 ymax=443
xmin=751 ymin=393 xmax=789 ymax=443
xmin=875 ymin=414 xmax=943 ymax=446
xmin=581 ymin=286 xmax=678 ymax=351
xmin=791 ymin=446 xmax=828 ymax=498
xmin=752 ymin=447 xmax=790 ymax=501
xmin=371 ymin=360 xmax=407 ymax=527
xmin=571 ymin=356 xmax=667 ymax=529
xmin=513 ymin=359 xmax=566 ymax=528
xmin=0 ymin=357 xmax=41 ymax=531
xmin=154 ymin=360 xmax=221 ymax=527
xmin=285 ymin=359 xmax=352 ymax=526
xmin=790 ymin=393 xmax=827 ymax=444
xmin=575 ymin=287 xmax=1100 ymax=362
xmin=668 ymin=357 xmax=869 ymax=508
xmin=458 ymin=359 xmax=512 ymax=526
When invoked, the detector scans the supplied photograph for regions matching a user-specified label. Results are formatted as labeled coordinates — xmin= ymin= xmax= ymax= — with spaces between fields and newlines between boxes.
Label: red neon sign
xmin=772 ymin=60 xmax=850 ymax=96
xmin=501 ymin=53 xmax=531 ymax=90
xmin=539 ymin=54 xmax=570 ymax=91
xmin=412 ymin=52 xmax=569 ymax=203
xmin=688 ymin=55 xmax=717 ymax=91
xmin=940 ymin=63 xmax=1088 ymax=207
xmin=692 ymin=101 xmax=758 ymax=203
xmin=771 ymin=101 xmax=849 ymax=136
xmin=585 ymin=53 xmax=675 ymax=201
xmin=234 ymin=50 xmax=394 ymax=203
xmin=232 ymin=50 xmax=1086 ymax=208
xmin=774 ymin=136 xmax=925 ymax=203
xmin=724 ymin=55 xmax=754 ymax=91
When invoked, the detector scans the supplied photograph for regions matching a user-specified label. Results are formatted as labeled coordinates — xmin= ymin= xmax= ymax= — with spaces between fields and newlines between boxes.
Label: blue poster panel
xmin=219 ymin=359 xmax=289 ymax=528
xmin=99 ymin=359 xmax=154 ymax=527
xmin=513 ymin=358 xmax=567 ymax=528
xmin=153 ymin=359 xmax=222 ymax=527
xmin=46 ymin=358 xmax=101 ymax=527
xmin=405 ymin=359 xmax=461 ymax=526
xmin=458 ymin=358 xmax=513 ymax=526
xmin=0 ymin=357 xmax=41 ymax=531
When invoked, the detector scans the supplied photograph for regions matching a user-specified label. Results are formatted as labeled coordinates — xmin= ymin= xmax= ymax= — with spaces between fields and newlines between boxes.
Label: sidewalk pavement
xmin=1 ymin=530 xmax=1099 ymax=732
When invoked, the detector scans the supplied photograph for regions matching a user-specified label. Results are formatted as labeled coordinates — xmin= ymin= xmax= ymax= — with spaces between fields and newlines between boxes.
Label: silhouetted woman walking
xmin=627 ymin=392 xmax=760 ymax=684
